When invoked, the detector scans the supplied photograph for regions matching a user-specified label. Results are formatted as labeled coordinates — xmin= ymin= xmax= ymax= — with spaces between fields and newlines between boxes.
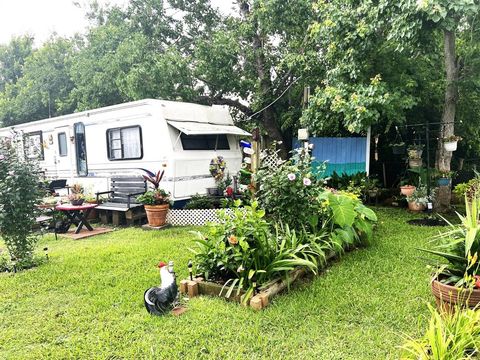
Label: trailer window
xmin=24 ymin=131 xmax=44 ymax=160
xmin=180 ymin=134 xmax=230 ymax=150
xmin=58 ymin=132 xmax=67 ymax=156
xmin=106 ymin=126 xmax=143 ymax=160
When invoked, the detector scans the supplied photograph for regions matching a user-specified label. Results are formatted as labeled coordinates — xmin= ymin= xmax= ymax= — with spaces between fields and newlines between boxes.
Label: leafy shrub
xmin=0 ymin=135 xmax=43 ymax=264
xmin=190 ymin=201 xmax=320 ymax=302
xmin=420 ymin=195 xmax=480 ymax=288
xmin=453 ymin=175 xmax=480 ymax=200
xmin=256 ymin=148 xmax=326 ymax=231
xmin=184 ymin=194 xmax=217 ymax=209
xmin=401 ymin=305 xmax=480 ymax=359
xmin=326 ymin=171 xmax=367 ymax=195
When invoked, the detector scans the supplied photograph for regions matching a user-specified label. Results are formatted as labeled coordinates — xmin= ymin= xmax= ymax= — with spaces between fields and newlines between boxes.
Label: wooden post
xmin=179 ymin=280 xmax=188 ymax=294
xmin=187 ymin=280 xmax=199 ymax=298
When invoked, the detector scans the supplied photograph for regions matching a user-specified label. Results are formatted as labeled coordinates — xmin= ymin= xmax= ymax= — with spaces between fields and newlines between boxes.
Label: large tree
xmin=0 ymin=37 xmax=75 ymax=126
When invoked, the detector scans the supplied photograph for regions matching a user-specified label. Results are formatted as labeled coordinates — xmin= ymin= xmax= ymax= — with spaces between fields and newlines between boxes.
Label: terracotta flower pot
xmin=408 ymin=201 xmax=425 ymax=212
xmin=431 ymin=279 xmax=480 ymax=313
xmin=144 ymin=204 xmax=169 ymax=227
xmin=400 ymin=185 xmax=416 ymax=197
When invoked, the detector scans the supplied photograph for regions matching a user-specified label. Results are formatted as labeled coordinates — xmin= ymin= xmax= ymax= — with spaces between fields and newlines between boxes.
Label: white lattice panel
xmin=167 ymin=208 xmax=241 ymax=226
xmin=261 ymin=152 xmax=282 ymax=170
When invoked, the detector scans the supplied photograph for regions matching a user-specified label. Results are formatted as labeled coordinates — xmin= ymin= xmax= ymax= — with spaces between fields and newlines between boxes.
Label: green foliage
xmin=420 ymin=195 xmax=480 ymax=287
xmin=401 ymin=304 xmax=480 ymax=359
xmin=406 ymin=184 xmax=432 ymax=205
xmin=256 ymin=148 xmax=326 ymax=231
xmin=0 ymin=37 xmax=75 ymax=126
xmin=0 ymin=209 xmax=437 ymax=358
xmin=184 ymin=194 xmax=217 ymax=210
xmin=190 ymin=200 xmax=320 ymax=302
xmin=136 ymin=189 xmax=170 ymax=206
xmin=326 ymin=171 xmax=369 ymax=197
xmin=453 ymin=175 xmax=480 ymax=200
xmin=0 ymin=134 xmax=43 ymax=263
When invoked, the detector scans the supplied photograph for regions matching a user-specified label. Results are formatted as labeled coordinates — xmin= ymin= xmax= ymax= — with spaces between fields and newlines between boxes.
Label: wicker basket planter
xmin=431 ymin=279 xmax=480 ymax=313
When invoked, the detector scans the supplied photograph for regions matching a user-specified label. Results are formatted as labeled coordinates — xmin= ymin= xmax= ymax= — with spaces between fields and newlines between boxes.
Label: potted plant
xmin=392 ymin=141 xmax=406 ymax=155
xmin=406 ymin=184 xmax=430 ymax=211
xmin=407 ymin=144 xmax=423 ymax=159
xmin=436 ymin=170 xmax=454 ymax=187
xmin=400 ymin=182 xmax=416 ymax=197
xmin=443 ymin=135 xmax=462 ymax=152
xmin=420 ymin=195 xmax=480 ymax=312
xmin=137 ymin=170 xmax=171 ymax=227
xmin=407 ymin=148 xmax=422 ymax=168
xmin=68 ymin=183 xmax=85 ymax=206
xmin=207 ymin=156 xmax=227 ymax=195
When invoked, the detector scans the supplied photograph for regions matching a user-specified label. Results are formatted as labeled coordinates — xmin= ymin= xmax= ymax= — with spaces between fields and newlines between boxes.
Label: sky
xmin=0 ymin=0 xmax=235 ymax=46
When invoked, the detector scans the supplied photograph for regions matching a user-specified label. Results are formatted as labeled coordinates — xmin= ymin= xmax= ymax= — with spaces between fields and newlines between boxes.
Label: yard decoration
xmin=420 ymin=194 xmax=480 ymax=312
xmin=144 ymin=261 xmax=178 ymax=315
xmin=137 ymin=170 xmax=171 ymax=227
xmin=443 ymin=135 xmax=462 ymax=152
xmin=208 ymin=156 xmax=227 ymax=195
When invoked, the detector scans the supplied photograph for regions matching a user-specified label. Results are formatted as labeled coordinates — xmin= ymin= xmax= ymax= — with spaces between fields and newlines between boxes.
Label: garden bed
xmin=180 ymin=251 xmax=342 ymax=310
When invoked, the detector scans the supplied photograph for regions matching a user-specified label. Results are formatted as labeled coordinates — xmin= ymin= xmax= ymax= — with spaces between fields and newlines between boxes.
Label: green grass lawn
xmin=0 ymin=208 xmax=443 ymax=359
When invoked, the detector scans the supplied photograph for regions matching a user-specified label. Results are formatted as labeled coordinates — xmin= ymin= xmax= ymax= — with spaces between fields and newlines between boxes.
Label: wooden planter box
xmin=180 ymin=251 xmax=341 ymax=310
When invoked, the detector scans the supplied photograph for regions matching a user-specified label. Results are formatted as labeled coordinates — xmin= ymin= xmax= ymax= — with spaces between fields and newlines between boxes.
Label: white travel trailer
xmin=0 ymin=99 xmax=250 ymax=205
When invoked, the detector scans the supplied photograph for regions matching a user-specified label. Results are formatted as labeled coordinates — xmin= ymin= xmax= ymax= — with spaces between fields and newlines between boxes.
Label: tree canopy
xmin=0 ymin=0 xmax=479 ymax=166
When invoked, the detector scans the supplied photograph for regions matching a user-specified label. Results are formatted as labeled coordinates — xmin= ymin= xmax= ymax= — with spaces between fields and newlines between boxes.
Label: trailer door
xmin=54 ymin=126 xmax=74 ymax=179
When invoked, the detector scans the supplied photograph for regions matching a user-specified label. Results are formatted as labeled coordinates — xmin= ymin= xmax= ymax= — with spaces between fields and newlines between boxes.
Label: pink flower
xmin=303 ymin=178 xmax=312 ymax=186
xmin=287 ymin=173 xmax=296 ymax=181
xmin=0 ymin=154 xmax=4 ymax=161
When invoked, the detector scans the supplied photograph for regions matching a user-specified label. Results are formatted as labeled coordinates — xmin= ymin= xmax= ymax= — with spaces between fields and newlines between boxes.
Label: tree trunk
xmin=239 ymin=1 xmax=287 ymax=158
xmin=435 ymin=29 xmax=459 ymax=212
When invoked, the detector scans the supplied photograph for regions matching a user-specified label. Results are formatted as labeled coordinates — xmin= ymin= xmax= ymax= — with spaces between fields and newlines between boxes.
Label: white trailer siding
xmin=0 ymin=99 xmax=249 ymax=202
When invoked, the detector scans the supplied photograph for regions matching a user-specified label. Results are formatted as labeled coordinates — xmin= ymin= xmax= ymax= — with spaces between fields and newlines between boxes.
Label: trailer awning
xmin=167 ymin=120 xmax=251 ymax=136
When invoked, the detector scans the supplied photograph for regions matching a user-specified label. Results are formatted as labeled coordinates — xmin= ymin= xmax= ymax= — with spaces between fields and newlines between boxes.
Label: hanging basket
xmin=444 ymin=141 xmax=458 ymax=152
xmin=392 ymin=144 xmax=406 ymax=155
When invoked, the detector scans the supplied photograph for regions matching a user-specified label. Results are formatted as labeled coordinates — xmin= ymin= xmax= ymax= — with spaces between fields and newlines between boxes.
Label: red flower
xmin=226 ymin=187 xmax=234 ymax=197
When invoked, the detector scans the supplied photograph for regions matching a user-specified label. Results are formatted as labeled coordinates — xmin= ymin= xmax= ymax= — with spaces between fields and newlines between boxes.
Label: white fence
xmin=166 ymin=208 xmax=242 ymax=226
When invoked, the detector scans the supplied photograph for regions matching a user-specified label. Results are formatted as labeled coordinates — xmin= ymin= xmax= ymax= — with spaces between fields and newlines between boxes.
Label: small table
xmin=55 ymin=203 xmax=98 ymax=234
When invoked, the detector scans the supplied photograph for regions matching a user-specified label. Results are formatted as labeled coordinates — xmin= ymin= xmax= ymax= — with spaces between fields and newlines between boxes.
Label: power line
xmin=246 ymin=76 xmax=303 ymax=120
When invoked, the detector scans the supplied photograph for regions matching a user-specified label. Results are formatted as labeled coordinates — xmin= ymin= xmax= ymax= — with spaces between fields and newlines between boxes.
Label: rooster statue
xmin=144 ymin=261 xmax=178 ymax=315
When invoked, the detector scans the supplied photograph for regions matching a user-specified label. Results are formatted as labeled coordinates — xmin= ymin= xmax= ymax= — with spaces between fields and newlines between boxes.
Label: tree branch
xmin=196 ymin=95 xmax=253 ymax=116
